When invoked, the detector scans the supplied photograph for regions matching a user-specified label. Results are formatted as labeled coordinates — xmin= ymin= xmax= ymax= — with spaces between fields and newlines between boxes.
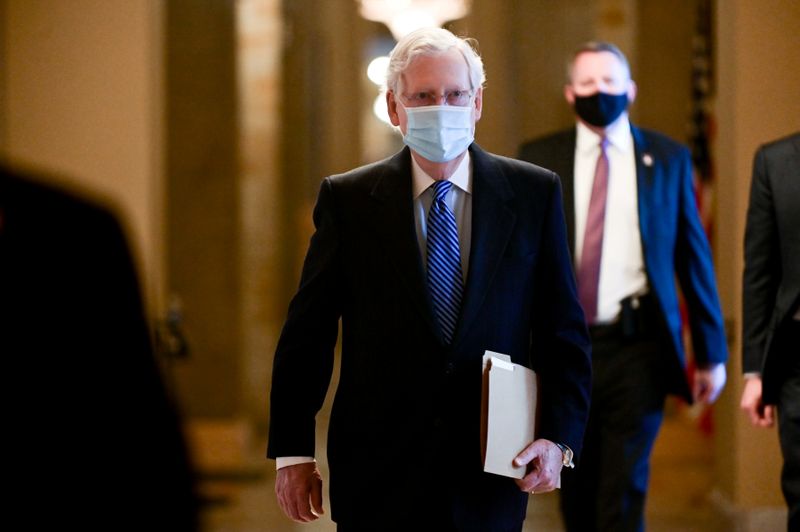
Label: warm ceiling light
xmin=373 ymin=93 xmax=392 ymax=125
xmin=357 ymin=0 xmax=471 ymax=40
xmin=367 ymin=56 xmax=391 ymax=85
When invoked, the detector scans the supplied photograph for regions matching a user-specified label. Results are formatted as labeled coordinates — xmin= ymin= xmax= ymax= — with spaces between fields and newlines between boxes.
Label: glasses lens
xmin=447 ymin=90 xmax=472 ymax=106
xmin=401 ymin=90 xmax=473 ymax=107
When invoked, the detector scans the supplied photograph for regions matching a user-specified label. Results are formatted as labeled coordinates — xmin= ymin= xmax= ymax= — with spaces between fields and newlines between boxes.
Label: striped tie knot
xmin=432 ymin=180 xmax=452 ymax=202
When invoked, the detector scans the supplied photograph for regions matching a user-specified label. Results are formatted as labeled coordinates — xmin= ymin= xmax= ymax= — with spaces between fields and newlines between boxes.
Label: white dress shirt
xmin=573 ymin=117 xmax=648 ymax=324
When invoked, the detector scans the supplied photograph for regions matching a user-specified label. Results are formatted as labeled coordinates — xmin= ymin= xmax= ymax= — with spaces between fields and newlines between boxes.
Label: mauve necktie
xmin=426 ymin=180 xmax=464 ymax=344
xmin=578 ymin=137 xmax=609 ymax=323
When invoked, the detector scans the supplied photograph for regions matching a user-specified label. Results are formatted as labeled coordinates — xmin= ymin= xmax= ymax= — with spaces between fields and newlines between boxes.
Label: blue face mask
xmin=401 ymin=105 xmax=475 ymax=163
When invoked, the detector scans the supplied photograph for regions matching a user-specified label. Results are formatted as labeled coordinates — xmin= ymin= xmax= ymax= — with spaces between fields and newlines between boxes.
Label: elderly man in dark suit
xmin=0 ymin=165 xmax=198 ymax=530
xmin=740 ymin=132 xmax=800 ymax=531
xmin=518 ymin=42 xmax=728 ymax=531
xmin=268 ymin=27 xmax=592 ymax=531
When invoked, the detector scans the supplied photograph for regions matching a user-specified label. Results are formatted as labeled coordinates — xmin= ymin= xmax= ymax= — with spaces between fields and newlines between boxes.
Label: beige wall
xmin=457 ymin=0 xmax=596 ymax=155
xmin=238 ymin=0 xmax=284 ymax=429
xmin=1 ymin=0 xmax=165 ymax=309
xmin=165 ymin=0 xmax=242 ymax=419
xmin=0 ymin=1 xmax=6 ymax=149
xmin=713 ymin=0 xmax=800 ymax=521
xmin=635 ymin=0 xmax=695 ymax=141
xmin=457 ymin=0 xmax=695 ymax=157
xmin=279 ymin=0 xmax=368 ymax=277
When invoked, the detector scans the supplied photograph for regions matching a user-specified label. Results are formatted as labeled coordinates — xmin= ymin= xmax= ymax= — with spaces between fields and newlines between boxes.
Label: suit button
xmin=445 ymin=362 xmax=455 ymax=375
xmin=433 ymin=417 xmax=443 ymax=428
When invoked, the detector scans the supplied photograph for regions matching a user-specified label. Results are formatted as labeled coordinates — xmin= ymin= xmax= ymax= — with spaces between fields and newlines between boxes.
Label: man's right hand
xmin=275 ymin=462 xmax=324 ymax=522
xmin=740 ymin=376 xmax=775 ymax=428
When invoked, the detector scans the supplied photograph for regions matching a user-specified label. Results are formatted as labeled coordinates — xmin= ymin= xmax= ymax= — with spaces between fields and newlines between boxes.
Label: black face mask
xmin=573 ymin=92 xmax=629 ymax=128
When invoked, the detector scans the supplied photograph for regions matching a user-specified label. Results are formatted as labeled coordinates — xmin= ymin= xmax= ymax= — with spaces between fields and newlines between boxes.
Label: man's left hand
xmin=693 ymin=362 xmax=727 ymax=404
xmin=512 ymin=439 xmax=563 ymax=494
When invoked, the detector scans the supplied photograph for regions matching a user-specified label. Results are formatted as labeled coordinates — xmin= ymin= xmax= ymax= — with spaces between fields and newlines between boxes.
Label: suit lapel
xmin=788 ymin=135 xmax=800 ymax=201
xmin=369 ymin=146 xmax=519 ymax=347
xmin=452 ymin=145 xmax=516 ymax=348
xmin=781 ymin=135 xmax=800 ymax=285
xmin=555 ymin=130 xmax=578 ymax=257
xmin=369 ymin=149 xmax=440 ymax=339
xmin=631 ymin=125 xmax=655 ymax=254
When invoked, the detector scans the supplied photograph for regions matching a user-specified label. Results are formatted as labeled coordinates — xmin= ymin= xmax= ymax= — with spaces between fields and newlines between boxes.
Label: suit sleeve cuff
xmin=275 ymin=456 xmax=316 ymax=470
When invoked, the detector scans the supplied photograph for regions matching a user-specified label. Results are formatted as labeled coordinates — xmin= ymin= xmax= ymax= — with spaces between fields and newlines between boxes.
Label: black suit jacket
xmin=0 ymin=167 xmax=198 ymax=530
xmin=268 ymin=145 xmax=592 ymax=529
xmin=518 ymin=126 xmax=728 ymax=402
xmin=743 ymin=132 xmax=800 ymax=403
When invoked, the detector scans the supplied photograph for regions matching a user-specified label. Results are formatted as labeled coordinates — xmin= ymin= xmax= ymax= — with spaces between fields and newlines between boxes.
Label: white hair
xmin=384 ymin=27 xmax=486 ymax=96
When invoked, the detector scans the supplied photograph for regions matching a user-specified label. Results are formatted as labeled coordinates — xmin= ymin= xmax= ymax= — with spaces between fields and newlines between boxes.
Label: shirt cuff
xmin=275 ymin=456 xmax=316 ymax=470
xmin=743 ymin=372 xmax=762 ymax=379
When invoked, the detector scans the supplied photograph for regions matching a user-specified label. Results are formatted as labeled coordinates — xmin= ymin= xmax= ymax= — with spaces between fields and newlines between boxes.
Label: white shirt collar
xmin=576 ymin=114 xmax=633 ymax=154
xmin=411 ymin=151 xmax=472 ymax=199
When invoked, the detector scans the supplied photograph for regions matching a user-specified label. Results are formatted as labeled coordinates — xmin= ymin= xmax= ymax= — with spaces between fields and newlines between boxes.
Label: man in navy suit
xmin=740 ymin=132 xmax=800 ymax=531
xmin=518 ymin=42 xmax=728 ymax=531
xmin=268 ymin=28 xmax=592 ymax=531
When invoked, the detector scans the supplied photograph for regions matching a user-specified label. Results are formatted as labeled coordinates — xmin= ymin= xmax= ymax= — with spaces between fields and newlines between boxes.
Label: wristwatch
xmin=555 ymin=443 xmax=575 ymax=469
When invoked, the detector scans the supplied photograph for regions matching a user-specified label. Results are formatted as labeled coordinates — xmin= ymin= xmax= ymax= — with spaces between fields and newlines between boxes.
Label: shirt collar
xmin=576 ymin=113 xmax=633 ymax=154
xmin=411 ymin=151 xmax=472 ymax=199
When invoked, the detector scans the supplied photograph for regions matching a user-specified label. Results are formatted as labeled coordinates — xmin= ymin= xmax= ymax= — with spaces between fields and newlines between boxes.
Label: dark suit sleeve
xmin=267 ymin=178 xmax=341 ymax=458
xmin=673 ymin=148 xmax=728 ymax=366
xmin=742 ymin=145 xmax=780 ymax=373
xmin=531 ymin=174 xmax=592 ymax=458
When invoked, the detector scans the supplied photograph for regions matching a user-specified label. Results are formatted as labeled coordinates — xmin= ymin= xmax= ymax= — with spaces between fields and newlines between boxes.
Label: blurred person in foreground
xmin=267 ymin=27 xmax=592 ymax=531
xmin=739 ymin=132 xmax=800 ymax=532
xmin=518 ymin=42 xmax=728 ymax=531
xmin=0 ymin=163 xmax=198 ymax=530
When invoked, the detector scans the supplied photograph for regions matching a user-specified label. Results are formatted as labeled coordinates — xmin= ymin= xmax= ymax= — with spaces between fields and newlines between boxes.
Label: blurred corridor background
xmin=2 ymin=1 xmax=798 ymax=530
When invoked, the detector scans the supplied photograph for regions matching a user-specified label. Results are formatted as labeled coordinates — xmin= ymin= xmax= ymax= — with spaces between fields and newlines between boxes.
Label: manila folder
xmin=481 ymin=350 xmax=537 ymax=479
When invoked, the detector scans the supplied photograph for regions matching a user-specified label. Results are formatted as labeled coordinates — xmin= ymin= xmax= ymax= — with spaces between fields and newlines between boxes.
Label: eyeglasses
xmin=399 ymin=89 xmax=474 ymax=108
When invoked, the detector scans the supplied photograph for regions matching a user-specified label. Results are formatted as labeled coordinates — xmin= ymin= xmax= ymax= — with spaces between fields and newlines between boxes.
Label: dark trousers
xmin=560 ymin=325 xmax=668 ymax=532
xmin=332 ymin=466 xmax=527 ymax=532
xmin=337 ymin=520 xmax=521 ymax=532
xmin=337 ymin=522 xmax=458 ymax=532
xmin=778 ymin=322 xmax=800 ymax=531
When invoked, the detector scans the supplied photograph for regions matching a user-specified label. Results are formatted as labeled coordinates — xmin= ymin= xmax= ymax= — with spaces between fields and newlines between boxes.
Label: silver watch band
xmin=555 ymin=442 xmax=575 ymax=468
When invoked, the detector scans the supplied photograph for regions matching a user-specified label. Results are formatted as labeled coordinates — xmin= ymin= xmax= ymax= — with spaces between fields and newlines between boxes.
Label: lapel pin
xmin=642 ymin=153 xmax=653 ymax=167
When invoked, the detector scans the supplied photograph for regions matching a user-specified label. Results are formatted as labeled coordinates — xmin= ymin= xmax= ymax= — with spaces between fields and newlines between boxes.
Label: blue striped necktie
xmin=426 ymin=180 xmax=464 ymax=344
